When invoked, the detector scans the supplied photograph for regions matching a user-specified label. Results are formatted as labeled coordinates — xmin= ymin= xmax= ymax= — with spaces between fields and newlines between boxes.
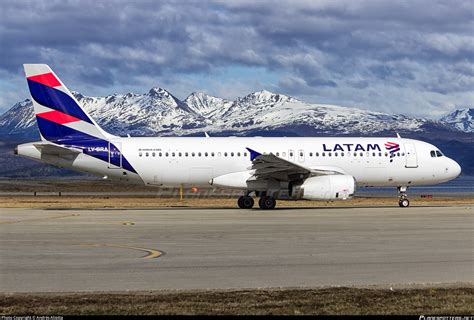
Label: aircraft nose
xmin=448 ymin=159 xmax=461 ymax=179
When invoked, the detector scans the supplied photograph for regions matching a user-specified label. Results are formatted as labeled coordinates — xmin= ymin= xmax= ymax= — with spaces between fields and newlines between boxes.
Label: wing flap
xmin=246 ymin=147 xmax=343 ymax=181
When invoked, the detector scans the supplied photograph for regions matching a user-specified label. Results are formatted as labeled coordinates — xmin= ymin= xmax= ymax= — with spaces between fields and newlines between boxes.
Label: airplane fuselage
xmin=17 ymin=136 xmax=461 ymax=189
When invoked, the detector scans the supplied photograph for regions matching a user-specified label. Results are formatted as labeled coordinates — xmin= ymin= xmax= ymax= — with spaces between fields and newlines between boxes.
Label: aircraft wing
xmin=34 ymin=143 xmax=83 ymax=155
xmin=246 ymin=147 xmax=342 ymax=181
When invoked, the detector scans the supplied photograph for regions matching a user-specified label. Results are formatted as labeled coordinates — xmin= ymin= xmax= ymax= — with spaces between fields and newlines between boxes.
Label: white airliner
xmin=15 ymin=64 xmax=461 ymax=209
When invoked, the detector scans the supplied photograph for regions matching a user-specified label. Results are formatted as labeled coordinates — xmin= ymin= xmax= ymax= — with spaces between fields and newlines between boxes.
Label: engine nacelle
xmin=292 ymin=175 xmax=356 ymax=200
xmin=209 ymin=170 xmax=254 ymax=189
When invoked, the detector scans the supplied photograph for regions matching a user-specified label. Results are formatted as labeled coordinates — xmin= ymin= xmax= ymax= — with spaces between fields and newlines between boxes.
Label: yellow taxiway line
xmin=79 ymin=243 xmax=164 ymax=259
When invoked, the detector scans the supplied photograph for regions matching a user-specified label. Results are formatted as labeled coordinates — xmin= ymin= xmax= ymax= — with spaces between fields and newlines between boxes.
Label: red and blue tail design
xmin=24 ymin=64 xmax=136 ymax=173
xmin=24 ymin=64 xmax=108 ymax=142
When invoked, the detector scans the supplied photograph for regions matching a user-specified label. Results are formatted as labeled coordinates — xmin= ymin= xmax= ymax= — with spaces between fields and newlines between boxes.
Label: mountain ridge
xmin=439 ymin=108 xmax=473 ymax=133
xmin=2 ymin=89 xmax=470 ymax=139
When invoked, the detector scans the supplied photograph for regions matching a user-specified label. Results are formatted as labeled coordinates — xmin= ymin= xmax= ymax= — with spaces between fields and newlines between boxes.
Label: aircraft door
xmin=404 ymin=143 xmax=418 ymax=168
xmin=108 ymin=141 xmax=122 ymax=169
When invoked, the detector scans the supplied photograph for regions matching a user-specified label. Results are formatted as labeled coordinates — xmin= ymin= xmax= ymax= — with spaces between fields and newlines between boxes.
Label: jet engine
xmin=291 ymin=175 xmax=356 ymax=200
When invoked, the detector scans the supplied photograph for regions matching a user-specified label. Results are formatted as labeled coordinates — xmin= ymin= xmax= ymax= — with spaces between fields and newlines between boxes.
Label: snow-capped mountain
xmin=185 ymin=92 xmax=232 ymax=118
xmin=0 ymin=88 xmax=468 ymax=139
xmin=0 ymin=99 xmax=36 ymax=135
xmin=439 ymin=108 xmax=473 ymax=133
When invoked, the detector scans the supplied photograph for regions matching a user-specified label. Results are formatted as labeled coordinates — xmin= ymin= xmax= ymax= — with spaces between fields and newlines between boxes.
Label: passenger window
xmin=430 ymin=151 xmax=436 ymax=157
xmin=244 ymin=152 xmax=247 ymax=157
xmin=205 ymin=152 xmax=208 ymax=157
xmin=322 ymin=152 xmax=325 ymax=157
xmin=139 ymin=152 xmax=142 ymax=157
xmin=224 ymin=152 xmax=228 ymax=157
xmin=191 ymin=152 xmax=195 ymax=157
xmin=159 ymin=152 xmax=162 ymax=157
xmin=379 ymin=152 xmax=382 ymax=157
xmin=237 ymin=152 xmax=241 ymax=157
xmin=341 ymin=152 xmax=344 ymax=157
xmin=198 ymin=152 xmax=202 ymax=157
xmin=353 ymin=153 xmax=357 ymax=157
xmin=185 ymin=152 xmax=188 ymax=157
xmin=334 ymin=153 xmax=338 ymax=157
xmin=211 ymin=152 xmax=215 ymax=157
xmin=152 ymin=152 xmax=155 ymax=157
xmin=276 ymin=152 xmax=280 ymax=156
xmin=289 ymin=152 xmax=293 ymax=157
xmin=231 ymin=152 xmax=234 ymax=157
xmin=385 ymin=152 xmax=388 ymax=157
xmin=172 ymin=152 xmax=175 ymax=157
xmin=372 ymin=152 xmax=376 ymax=157
xmin=145 ymin=152 xmax=149 ymax=157
xmin=309 ymin=152 xmax=312 ymax=157
xmin=299 ymin=152 xmax=303 ymax=157
xmin=315 ymin=152 xmax=319 ymax=157
xmin=178 ymin=152 xmax=182 ymax=157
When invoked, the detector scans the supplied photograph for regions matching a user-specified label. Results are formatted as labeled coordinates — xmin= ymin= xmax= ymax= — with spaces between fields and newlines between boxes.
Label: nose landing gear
xmin=398 ymin=186 xmax=410 ymax=207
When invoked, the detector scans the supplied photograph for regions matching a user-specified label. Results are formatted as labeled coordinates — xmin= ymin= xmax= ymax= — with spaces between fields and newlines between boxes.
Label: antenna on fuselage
xmin=396 ymin=132 xmax=401 ymax=138
xmin=204 ymin=132 xmax=210 ymax=138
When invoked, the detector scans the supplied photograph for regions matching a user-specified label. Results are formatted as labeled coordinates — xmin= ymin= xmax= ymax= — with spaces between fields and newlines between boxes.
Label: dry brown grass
xmin=1 ymin=195 xmax=473 ymax=209
xmin=1 ymin=287 xmax=473 ymax=315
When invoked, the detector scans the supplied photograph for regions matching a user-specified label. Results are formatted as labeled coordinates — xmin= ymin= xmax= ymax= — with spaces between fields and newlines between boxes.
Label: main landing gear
xmin=237 ymin=195 xmax=254 ymax=209
xmin=258 ymin=196 xmax=276 ymax=210
xmin=398 ymin=186 xmax=410 ymax=207
xmin=237 ymin=193 xmax=277 ymax=210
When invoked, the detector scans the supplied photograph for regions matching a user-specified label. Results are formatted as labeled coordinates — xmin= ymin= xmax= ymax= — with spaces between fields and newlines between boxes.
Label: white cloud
xmin=0 ymin=0 xmax=472 ymax=116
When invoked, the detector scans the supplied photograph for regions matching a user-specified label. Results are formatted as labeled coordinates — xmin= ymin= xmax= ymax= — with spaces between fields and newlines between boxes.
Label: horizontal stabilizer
xmin=33 ymin=143 xmax=82 ymax=155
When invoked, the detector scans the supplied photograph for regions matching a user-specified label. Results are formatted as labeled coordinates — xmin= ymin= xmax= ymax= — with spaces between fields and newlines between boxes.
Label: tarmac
xmin=0 ymin=205 xmax=473 ymax=292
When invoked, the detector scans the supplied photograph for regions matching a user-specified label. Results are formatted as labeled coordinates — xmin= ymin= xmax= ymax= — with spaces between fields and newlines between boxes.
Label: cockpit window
xmin=431 ymin=150 xmax=444 ymax=157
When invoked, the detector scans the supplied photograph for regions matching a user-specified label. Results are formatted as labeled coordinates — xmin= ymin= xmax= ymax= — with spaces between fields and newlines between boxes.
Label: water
xmin=357 ymin=175 xmax=474 ymax=197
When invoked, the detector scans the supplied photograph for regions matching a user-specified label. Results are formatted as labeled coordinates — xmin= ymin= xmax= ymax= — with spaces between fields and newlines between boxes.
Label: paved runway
xmin=1 ymin=206 xmax=473 ymax=292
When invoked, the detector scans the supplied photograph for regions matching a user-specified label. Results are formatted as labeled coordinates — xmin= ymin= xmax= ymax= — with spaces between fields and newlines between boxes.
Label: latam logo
xmin=323 ymin=143 xmax=381 ymax=152
xmin=385 ymin=142 xmax=400 ymax=154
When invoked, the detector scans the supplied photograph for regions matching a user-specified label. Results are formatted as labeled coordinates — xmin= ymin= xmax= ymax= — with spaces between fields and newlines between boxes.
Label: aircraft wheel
xmin=399 ymin=198 xmax=410 ymax=207
xmin=238 ymin=196 xmax=254 ymax=209
xmin=237 ymin=196 xmax=245 ymax=208
xmin=258 ymin=196 xmax=276 ymax=210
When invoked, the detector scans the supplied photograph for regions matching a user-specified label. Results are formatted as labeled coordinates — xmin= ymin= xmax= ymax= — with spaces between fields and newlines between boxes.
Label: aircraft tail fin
xmin=23 ymin=64 xmax=112 ymax=143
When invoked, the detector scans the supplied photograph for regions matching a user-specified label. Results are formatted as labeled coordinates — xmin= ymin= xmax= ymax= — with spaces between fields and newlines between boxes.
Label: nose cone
xmin=452 ymin=160 xmax=461 ymax=178
xmin=453 ymin=161 xmax=461 ymax=177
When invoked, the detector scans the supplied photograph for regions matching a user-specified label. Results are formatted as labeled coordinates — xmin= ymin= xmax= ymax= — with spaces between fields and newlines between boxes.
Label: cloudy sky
xmin=0 ymin=0 xmax=472 ymax=118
